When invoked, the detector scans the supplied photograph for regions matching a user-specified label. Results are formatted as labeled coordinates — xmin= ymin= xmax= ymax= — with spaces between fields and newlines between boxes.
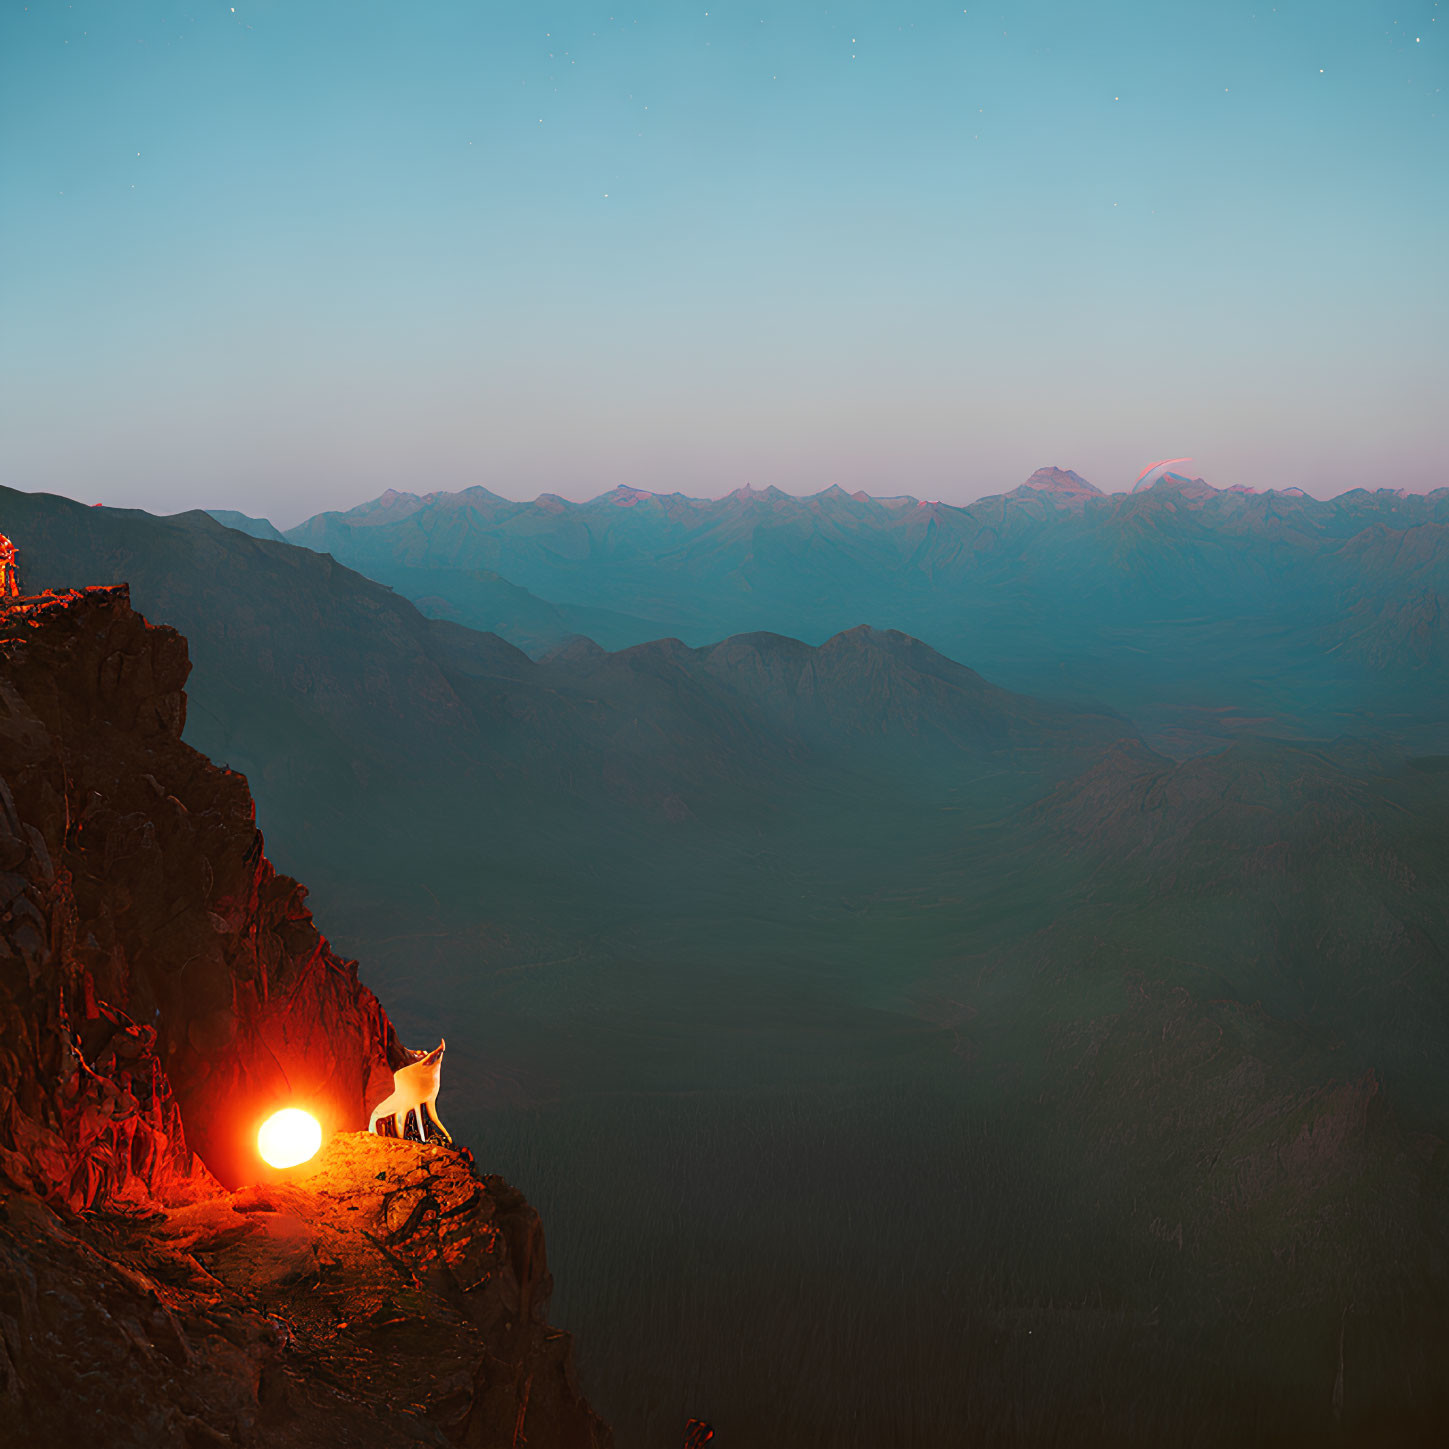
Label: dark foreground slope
xmin=0 ymin=586 xmax=609 ymax=1449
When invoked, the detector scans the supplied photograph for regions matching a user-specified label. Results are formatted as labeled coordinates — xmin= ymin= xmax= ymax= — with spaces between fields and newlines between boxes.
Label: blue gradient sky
xmin=2 ymin=1 xmax=1444 ymax=525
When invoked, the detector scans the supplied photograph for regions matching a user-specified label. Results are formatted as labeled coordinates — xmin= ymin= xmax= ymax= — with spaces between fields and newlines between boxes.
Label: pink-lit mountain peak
xmin=602 ymin=485 xmax=657 ymax=508
xmin=1131 ymin=470 xmax=1219 ymax=497
xmin=728 ymin=483 xmax=792 ymax=503
xmin=1016 ymin=466 xmax=1102 ymax=499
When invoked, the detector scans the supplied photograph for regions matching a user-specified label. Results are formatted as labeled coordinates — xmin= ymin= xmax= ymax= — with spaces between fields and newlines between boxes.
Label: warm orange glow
xmin=257 ymin=1108 xmax=322 ymax=1169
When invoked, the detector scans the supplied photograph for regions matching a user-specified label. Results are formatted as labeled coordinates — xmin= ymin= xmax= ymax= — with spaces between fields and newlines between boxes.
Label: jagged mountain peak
xmin=1017 ymin=466 xmax=1102 ymax=497
xmin=598 ymin=484 xmax=658 ymax=508
xmin=1131 ymin=470 xmax=1217 ymax=497
xmin=204 ymin=509 xmax=287 ymax=542
xmin=541 ymin=634 xmax=609 ymax=667
xmin=728 ymin=483 xmax=792 ymax=503
xmin=700 ymin=629 xmax=817 ymax=663
xmin=822 ymin=622 xmax=916 ymax=650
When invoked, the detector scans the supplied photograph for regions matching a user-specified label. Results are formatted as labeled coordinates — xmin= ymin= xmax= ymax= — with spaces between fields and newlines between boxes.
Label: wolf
xmin=368 ymin=1039 xmax=452 ymax=1145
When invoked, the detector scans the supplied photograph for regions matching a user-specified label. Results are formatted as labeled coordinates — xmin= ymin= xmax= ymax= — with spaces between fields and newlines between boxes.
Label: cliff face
xmin=0 ymin=586 xmax=610 ymax=1447
xmin=0 ymin=585 xmax=402 ymax=1201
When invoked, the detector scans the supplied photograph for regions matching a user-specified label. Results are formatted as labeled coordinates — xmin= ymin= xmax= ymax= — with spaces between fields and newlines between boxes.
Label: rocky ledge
xmin=1 ymin=1134 xmax=608 ymax=1447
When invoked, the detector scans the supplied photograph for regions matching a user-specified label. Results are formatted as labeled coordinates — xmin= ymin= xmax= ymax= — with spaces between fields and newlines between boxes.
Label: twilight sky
xmin=1 ymin=1 xmax=1444 ymax=526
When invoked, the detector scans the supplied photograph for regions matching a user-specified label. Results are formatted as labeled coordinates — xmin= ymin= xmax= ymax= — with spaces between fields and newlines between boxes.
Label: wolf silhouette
xmin=368 ymin=1039 xmax=452 ymax=1145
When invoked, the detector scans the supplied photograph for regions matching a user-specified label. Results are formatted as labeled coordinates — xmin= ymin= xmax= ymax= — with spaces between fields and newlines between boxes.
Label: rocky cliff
xmin=0 ymin=586 xmax=611 ymax=1447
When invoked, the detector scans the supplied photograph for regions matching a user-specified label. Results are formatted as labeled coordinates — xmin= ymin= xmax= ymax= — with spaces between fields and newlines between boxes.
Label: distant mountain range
xmin=4 ymin=484 xmax=1130 ymax=890
xmin=267 ymin=468 xmax=1449 ymax=755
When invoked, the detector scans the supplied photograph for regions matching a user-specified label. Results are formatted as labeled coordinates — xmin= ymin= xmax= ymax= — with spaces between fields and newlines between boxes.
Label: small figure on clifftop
xmin=0 ymin=534 xmax=20 ymax=598
xmin=368 ymin=1039 xmax=453 ymax=1144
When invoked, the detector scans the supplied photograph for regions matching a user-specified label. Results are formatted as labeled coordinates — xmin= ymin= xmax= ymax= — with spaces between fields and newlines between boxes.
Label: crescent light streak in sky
xmin=1133 ymin=457 xmax=1194 ymax=485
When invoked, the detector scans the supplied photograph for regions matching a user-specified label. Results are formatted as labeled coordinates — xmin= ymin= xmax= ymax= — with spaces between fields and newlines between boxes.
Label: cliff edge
xmin=0 ymin=585 xmax=610 ymax=1447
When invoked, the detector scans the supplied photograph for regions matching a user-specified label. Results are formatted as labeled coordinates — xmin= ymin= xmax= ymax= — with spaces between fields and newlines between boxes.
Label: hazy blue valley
xmin=6 ymin=471 xmax=1447 ymax=1445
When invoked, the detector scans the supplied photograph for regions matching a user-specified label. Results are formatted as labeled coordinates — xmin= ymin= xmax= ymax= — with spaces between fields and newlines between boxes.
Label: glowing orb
xmin=257 ymin=1108 xmax=322 ymax=1169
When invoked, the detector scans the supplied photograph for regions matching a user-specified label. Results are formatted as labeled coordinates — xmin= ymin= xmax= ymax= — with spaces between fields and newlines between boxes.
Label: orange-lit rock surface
xmin=0 ymin=1135 xmax=610 ymax=1447
xmin=0 ymin=587 xmax=610 ymax=1446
